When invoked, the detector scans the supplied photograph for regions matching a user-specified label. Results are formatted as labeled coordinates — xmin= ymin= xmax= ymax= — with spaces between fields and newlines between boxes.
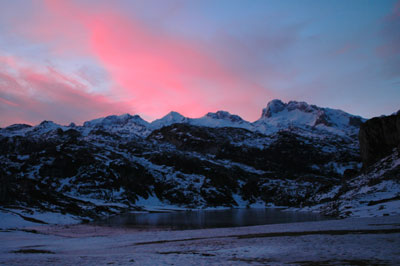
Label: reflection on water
xmin=95 ymin=208 xmax=331 ymax=229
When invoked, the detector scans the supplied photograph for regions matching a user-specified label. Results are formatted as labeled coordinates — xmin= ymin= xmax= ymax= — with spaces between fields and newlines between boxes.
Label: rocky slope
xmin=0 ymin=99 xmax=370 ymax=220
xmin=304 ymin=111 xmax=400 ymax=217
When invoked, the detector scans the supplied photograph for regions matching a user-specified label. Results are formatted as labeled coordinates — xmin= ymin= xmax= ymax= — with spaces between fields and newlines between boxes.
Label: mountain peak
xmin=36 ymin=120 xmax=62 ymax=130
xmin=205 ymin=111 xmax=244 ymax=122
xmin=4 ymin=124 xmax=32 ymax=131
xmin=83 ymin=114 xmax=147 ymax=127
xmin=255 ymin=99 xmax=366 ymax=136
xmin=261 ymin=99 xmax=286 ymax=118
xmin=286 ymin=101 xmax=314 ymax=113
xmin=164 ymin=111 xmax=185 ymax=120
xmin=39 ymin=120 xmax=57 ymax=126
xmin=150 ymin=111 xmax=187 ymax=129
xmin=261 ymin=99 xmax=319 ymax=119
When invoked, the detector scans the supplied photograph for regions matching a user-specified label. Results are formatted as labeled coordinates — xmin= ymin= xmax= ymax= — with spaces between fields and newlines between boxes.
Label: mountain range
xmin=0 ymin=99 xmax=398 ymax=221
xmin=1 ymin=99 xmax=364 ymax=138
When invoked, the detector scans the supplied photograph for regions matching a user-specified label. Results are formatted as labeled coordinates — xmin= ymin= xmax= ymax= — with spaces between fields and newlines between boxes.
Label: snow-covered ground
xmin=1 ymin=214 xmax=399 ymax=265
xmin=0 ymin=209 xmax=79 ymax=229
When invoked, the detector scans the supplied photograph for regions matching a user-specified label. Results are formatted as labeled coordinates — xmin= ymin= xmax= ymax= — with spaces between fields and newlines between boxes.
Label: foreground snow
xmin=1 ymin=215 xmax=399 ymax=265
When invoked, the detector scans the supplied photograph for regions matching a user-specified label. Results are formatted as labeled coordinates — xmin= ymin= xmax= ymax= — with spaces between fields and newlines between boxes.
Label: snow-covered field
xmin=1 ymin=213 xmax=399 ymax=265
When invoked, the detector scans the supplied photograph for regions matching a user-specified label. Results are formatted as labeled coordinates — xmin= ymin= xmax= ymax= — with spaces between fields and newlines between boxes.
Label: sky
xmin=0 ymin=0 xmax=399 ymax=127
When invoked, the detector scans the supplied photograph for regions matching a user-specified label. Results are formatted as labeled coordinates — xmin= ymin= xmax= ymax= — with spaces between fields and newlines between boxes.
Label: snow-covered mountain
xmin=0 ymin=99 xmax=366 ymax=140
xmin=1 ymin=121 xmax=67 ymax=138
xmin=253 ymin=99 xmax=365 ymax=137
xmin=3 ymin=99 xmax=391 ymax=221
xmin=149 ymin=99 xmax=364 ymax=138
xmin=1 ymin=123 xmax=33 ymax=137
xmin=190 ymin=111 xmax=253 ymax=130
xmin=82 ymin=114 xmax=151 ymax=138
xmin=150 ymin=111 xmax=252 ymax=130
xmin=150 ymin=111 xmax=189 ymax=130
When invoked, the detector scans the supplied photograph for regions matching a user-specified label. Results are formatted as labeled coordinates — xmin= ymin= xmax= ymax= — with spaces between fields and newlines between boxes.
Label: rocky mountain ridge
xmin=1 ymin=99 xmax=364 ymax=139
xmin=1 ymin=99 xmax=397 ymax=221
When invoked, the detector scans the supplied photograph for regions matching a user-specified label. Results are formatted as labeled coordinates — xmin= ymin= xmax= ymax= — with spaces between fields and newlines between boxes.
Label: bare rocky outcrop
xmin=359 ymin=112 xmax=400 ymax=168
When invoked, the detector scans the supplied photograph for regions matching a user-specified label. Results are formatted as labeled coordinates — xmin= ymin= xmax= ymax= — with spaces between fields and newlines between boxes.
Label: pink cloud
xmin=0 ymin=54 xmax=133 ymax=127
xmin=20 ymin=0 xmax=272 ymax=121
xmin=0 ymin=97 xmax=18 ymax=107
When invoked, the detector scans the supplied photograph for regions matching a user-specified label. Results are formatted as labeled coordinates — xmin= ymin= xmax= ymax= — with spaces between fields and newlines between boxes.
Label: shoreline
xmin=0 ymin=205 xmax=324 ymax=231
xmin=1 ymin=215 xmax=399 ymax=265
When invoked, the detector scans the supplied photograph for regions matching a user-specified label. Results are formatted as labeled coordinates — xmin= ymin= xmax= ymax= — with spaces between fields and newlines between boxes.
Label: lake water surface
xmin=96 ymin=208 xmax=331 ymax=229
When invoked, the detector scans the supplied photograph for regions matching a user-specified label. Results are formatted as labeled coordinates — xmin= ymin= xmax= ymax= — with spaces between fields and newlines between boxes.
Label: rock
xmin=261 ymin=99 xmax=286 ymax=118
xmin=359 ymin=112 xmax=400 ymax=167
xmin=314 ymin=110 xmax=332 ymax=127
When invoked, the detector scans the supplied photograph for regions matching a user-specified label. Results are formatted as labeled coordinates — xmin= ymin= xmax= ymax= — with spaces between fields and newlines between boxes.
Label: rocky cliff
xmin=359 ymin=112 xmax=400 ymax=168
xmin=306 ymin=112 xmax=400 ymax=217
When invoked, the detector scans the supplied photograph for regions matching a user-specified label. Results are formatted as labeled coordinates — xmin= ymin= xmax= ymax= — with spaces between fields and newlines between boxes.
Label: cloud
xmin=17 ymin=0 xmax=272 ymax=121
xmin=6 ymin=0 xmax=396 ymax=124
xmin=0 ymin=54 xmax=132 ymax=127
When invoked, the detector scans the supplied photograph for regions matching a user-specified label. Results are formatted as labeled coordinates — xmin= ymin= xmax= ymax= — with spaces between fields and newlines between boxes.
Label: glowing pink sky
xmin=0 ymin=0 xmax=399 ymax=126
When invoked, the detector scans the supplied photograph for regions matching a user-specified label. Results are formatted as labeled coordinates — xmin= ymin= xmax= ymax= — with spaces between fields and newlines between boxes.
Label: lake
xmin=95 ymin=208 xmax=331 ymax=229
